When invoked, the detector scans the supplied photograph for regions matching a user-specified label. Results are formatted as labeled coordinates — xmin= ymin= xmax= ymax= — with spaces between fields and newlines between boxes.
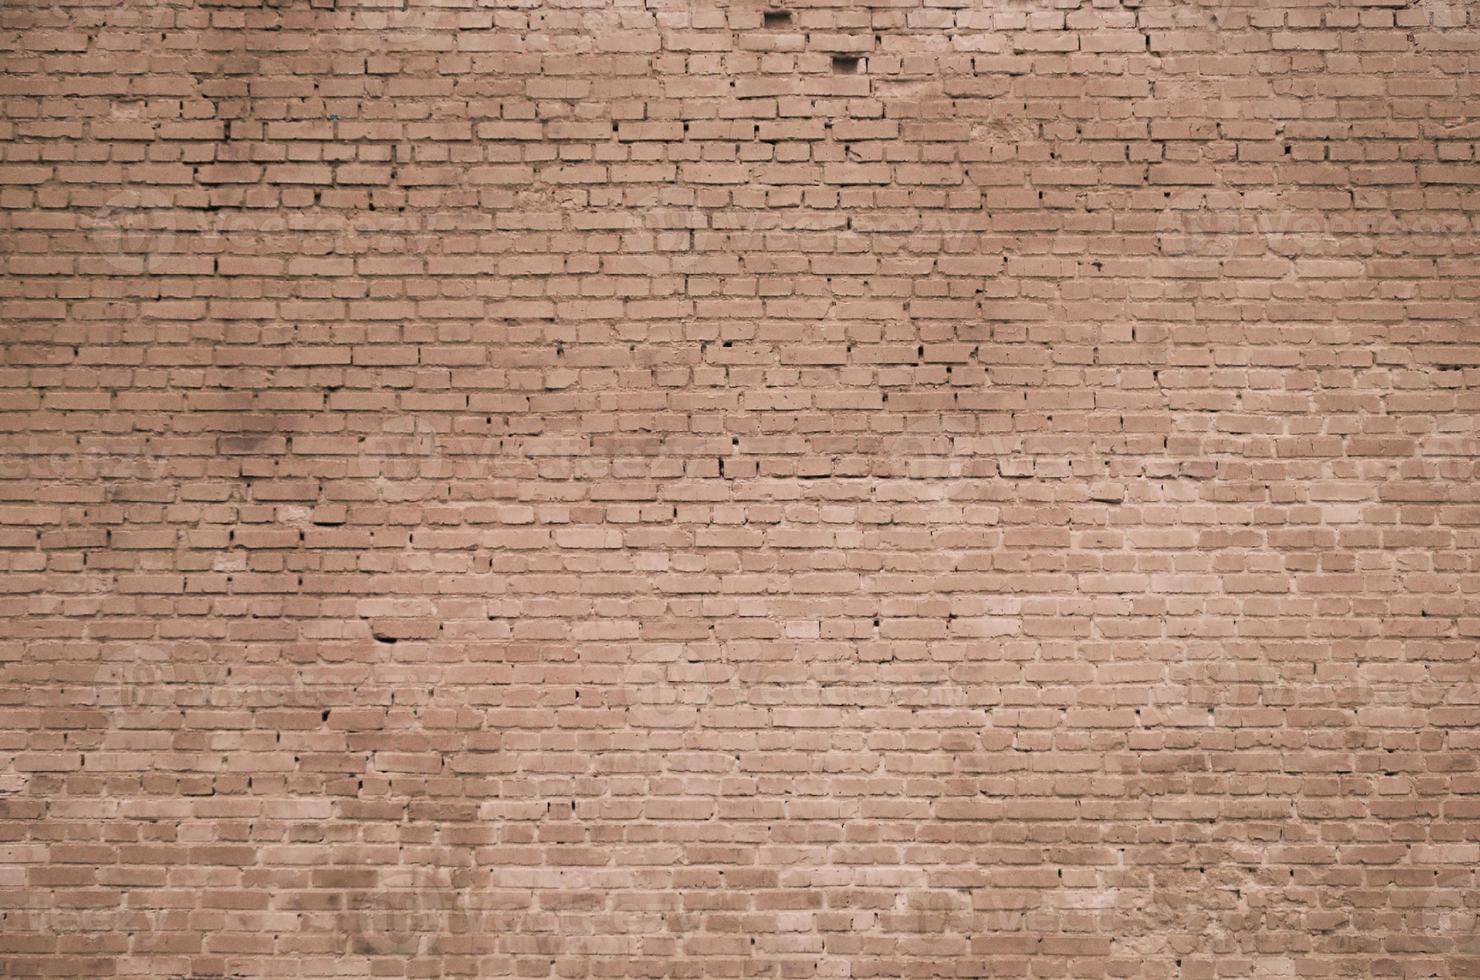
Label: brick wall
xmin=2 ymin=0 xmax=1479 ymax=977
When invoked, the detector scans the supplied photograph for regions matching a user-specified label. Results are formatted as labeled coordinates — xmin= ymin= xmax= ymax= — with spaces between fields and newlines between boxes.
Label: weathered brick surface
xmin=2 ymin=0 xmax=1479 ymax=976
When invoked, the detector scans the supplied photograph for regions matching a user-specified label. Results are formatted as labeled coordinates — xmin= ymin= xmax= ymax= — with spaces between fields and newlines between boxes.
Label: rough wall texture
xmin=2 ymin=0 xmax=1480 ymax=977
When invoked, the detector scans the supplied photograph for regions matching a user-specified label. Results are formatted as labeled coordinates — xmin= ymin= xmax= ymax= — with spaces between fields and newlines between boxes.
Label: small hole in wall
xmin=764 ymin=10 xmax=792 ymax=28
xmin=832 ymin=54 xmax=860 ymax=74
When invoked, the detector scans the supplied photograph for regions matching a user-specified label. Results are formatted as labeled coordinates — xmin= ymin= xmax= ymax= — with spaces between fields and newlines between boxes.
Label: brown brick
xmin=0 ymin=1 xmax=1476 ymax=978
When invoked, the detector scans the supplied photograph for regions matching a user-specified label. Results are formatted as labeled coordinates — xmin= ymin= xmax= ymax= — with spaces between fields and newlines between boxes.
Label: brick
xmin=0 ymin=2 xmax=1475 ymax=978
